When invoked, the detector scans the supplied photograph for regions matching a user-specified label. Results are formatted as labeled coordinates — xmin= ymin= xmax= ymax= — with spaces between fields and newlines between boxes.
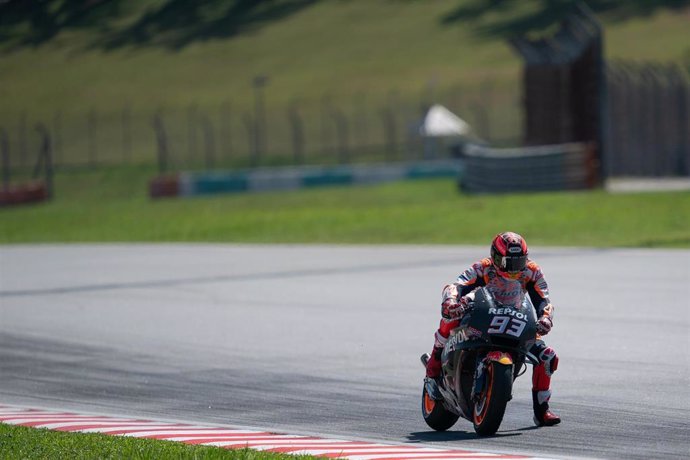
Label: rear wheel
xmin=421 ymin=386 xmax=459 ymax=431
xmin=472 ymin=362 xmax=513 ymax=436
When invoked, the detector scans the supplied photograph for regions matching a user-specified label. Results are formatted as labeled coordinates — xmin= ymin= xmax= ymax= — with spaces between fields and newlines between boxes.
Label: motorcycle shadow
xmin=407 ymin=430 xmax=523 ymax=441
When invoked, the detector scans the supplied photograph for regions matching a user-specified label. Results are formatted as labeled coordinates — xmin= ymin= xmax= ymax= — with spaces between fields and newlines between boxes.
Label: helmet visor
xmin=501 ymin=255 xmax=527 ymax=273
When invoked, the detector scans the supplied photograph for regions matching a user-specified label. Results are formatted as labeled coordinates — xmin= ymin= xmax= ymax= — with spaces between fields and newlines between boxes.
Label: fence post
xmin=642 ymin=68 xmax=658 ymax=175
xmin=19 ymin=112 xmax=27 ymax=170
xmin=353 ymin=92 xmax=369 ymax=158
xmin=122 ymin=105 xmax=132 ymax=163
xmin=320 ymin=95 xmax=333 ymax=162
xmin=622 ymin=66 xmax=637 ymax=174
xmin=88 ymin=109 xmax=98 ymax=167
xmin=152 ymin=111 xmax=169 ymax=174
xmin=53 ymin=110 xmax=62 ymax=167
xmin=628 ymin=66 xmax=642 ymax=175
xmin=243 ymin=112 xmax=256 ymax=167
xmin=288 ymin=102 xmax=305 ymax=165
xmin=381 ymin=107 xmax=397 ymax=161
xmin=200 ymin=114 xmax=215 ymax=169
xmin=333 ymin=109 xmax=349 ymax=164
xmin=34 ymin=123 xmax=53 ymax=198
xmin=422 ymin=78 xmax=437 ymax=112
xmin=1 ymin=128 xmax=9 ymax=190
xmin=603 ymin=64 xmax=618 ymax=177
xmin=253 ymin=76 xmax=269 ymax=166
xmin=677 ymin=69 xmax=690 ymax=175
xmin=187 ymin=104 xmax=198 ymax=166
xmin=220 ymin=101 xmax=232 ymax=163
xmin=656 ymin=67 xmax=672 ymax=176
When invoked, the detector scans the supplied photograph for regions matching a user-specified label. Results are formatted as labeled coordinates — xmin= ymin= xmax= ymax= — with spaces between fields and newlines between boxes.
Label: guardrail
xmin=459 ymin=142 xmax=599 ymax=193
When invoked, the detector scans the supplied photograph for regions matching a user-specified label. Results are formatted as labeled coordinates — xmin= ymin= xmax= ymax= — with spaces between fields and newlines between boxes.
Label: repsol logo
xmin=489 ymin=308 xmax=527 ymax=320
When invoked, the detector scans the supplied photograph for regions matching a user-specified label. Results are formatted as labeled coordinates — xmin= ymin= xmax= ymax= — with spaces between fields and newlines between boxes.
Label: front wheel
xmin=472 ymin=362 xmax=513 ymax=436
xmin=421 ymin=385 xmax=459 ymax=431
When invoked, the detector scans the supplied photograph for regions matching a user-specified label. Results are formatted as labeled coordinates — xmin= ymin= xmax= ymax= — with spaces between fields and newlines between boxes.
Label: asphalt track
xmin=0 ymin=244 xmax=688 ymax=459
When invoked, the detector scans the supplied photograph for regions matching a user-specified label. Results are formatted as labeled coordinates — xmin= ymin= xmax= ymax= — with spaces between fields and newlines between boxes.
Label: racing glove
xmin=537 ymin=316 xmax=553 ymax=335
xmin=442 ymin=295 xmax=471 ymax=320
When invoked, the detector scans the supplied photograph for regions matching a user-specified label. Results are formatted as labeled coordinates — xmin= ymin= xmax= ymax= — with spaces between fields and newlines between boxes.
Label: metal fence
xmin=2 ymin=62 xmax=687 ymax=186
xmin=605 ymin=62 xmax=690 ymax=177
xmin=509 ymin=0 xmax=689 ymax=180
xmin=456 ymin=61 xmax=690 ymax=195
xmin=0 ymin=81 xmax=521 ymax=178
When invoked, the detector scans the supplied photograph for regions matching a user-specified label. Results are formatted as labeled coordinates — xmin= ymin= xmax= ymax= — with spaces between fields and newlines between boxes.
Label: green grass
xmin=1 ymin=167 xmax=688 ymax=247
xmin=0 ymin=1 xmax=523 ymax=114
xmin=1 ymin=1 xmax=689 ymax=166
xmin=2 ymin=1 xmax=688 ymax=114
xmin=0 ymin=423 xmax=315 ymax=460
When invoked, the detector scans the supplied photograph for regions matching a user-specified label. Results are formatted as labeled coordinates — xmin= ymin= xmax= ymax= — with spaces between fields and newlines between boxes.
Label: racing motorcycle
xmin=420 ymin=287 xmax=540 ymax=436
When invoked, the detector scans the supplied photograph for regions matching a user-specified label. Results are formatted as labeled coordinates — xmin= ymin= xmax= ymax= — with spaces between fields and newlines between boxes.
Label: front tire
xmin=472 ymin=362 xmax=513 ymax=436
xmin=421 ymin=385 xmax=459 ymax=431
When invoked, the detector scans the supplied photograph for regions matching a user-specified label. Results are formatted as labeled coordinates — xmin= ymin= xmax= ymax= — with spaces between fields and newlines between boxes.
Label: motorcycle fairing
xmin=438 ymin=287 xmax=541 ymax=421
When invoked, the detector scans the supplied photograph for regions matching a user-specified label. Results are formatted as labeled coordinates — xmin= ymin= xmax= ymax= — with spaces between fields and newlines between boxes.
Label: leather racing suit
xmin=426 ymin=257 xmax=559 ymax=425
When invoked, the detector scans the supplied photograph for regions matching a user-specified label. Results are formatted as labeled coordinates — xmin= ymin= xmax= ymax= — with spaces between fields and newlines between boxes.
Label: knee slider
xmin=438 ymin=318 xmax=458 ymax=337
xmin=434 ymin=330 xmax=448 ymax=348
xmin=540 ymin=347 xmax=559 ymax=377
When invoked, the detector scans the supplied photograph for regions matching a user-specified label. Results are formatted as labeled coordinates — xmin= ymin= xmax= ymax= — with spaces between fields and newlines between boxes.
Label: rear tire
xmin=472 ymin=362 xmax=513 ymax=436
xmin=421 ymin=385 xmax=459 ymax=431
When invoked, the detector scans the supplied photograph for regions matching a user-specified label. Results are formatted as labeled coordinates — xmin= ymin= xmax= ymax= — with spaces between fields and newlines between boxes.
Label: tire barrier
xmin=0 ymin=181 xmax=49 ymax=206
xmin=0 ymin=123 xmax=54 ymax=206
xmin=148 ymin=160 xmax=462 ymax=198
xmin=459 ymin=142 xmax=599 ymax=193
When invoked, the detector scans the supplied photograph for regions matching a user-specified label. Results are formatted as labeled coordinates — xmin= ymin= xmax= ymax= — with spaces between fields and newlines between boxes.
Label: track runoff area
xmin=0 ymin=405 xmax=556 ymax=460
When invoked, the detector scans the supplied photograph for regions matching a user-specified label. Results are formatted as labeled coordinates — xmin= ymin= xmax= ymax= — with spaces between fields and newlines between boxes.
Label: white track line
xmin=77 ymin=426 xmax=258 ymax=434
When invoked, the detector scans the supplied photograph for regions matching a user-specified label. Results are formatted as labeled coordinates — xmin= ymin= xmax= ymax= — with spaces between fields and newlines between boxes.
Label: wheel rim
xmin=423 ymin=392 xmax=436 ymax=415
xmin=473 ymin=363 xmax=494 ymax=425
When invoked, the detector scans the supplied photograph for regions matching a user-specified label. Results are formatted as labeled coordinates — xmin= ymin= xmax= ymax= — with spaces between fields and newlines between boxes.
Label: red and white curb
xmin=0 ymin=405 xmax=555 ymax=459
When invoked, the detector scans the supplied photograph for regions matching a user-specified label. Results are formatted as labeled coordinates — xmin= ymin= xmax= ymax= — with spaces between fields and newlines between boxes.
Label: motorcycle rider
xmin=424 ymin=231 xmax=561 ymax=426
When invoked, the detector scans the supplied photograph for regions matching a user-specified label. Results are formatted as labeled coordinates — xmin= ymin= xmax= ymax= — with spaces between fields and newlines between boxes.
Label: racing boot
xmin=532 ymin=390 xmax=561 ymax=426
xmin=422 ymin=346 xmax=444 ymax=400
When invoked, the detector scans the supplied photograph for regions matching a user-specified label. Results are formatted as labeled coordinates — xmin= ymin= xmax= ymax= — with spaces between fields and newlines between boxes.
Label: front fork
xmin=471 ymin=351 xmax=513 ymax=402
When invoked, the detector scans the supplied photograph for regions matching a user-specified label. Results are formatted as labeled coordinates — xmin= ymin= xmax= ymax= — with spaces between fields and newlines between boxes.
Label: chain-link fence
xmin=0 ymin=81 xmax=521 ymax=177
xmin=605 ymin=62 xmax=689 ymax=177
xmin=3 ymin=64 xmax=686 ymax=184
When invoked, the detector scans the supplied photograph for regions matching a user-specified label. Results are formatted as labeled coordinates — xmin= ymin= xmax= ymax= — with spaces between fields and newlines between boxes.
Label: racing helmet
xmin=490 ymin=232 xmax=528 ymax=277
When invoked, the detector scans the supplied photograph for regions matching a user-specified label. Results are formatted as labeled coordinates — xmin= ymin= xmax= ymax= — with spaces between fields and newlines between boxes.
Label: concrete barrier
xmin=148 ymin=160 xmax=462 ymax=199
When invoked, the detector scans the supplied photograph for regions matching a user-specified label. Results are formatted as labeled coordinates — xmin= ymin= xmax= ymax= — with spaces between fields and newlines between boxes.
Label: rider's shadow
xmin=407 ymin=430 xmax=523 ymax=442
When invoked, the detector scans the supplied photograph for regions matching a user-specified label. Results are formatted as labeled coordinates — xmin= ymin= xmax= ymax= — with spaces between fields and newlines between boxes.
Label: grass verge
xmin=2 ymin=2 xmax=689 ymax=166
xmin=0 ymin=423 xmax=314 ymax=460
xmin=0 ymin=167 xmax=688 ymax=247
